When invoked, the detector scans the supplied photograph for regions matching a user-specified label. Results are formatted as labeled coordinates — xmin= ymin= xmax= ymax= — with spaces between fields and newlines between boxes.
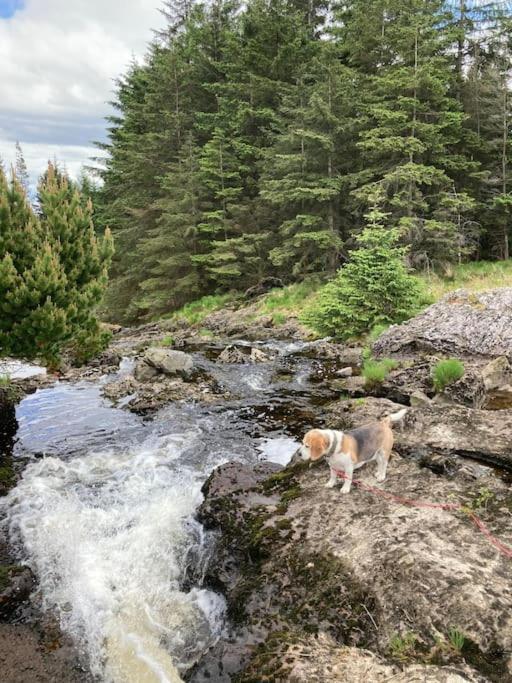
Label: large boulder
xmin=143 ymin=347 xmax=194 ymax=377
xmin=373 ymin=288 xmax=512 ymax=360
xmin=195 ymin=456 xmax=512 ymax=682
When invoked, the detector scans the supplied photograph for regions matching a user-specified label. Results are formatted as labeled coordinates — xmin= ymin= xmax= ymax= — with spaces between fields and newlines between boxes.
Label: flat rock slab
xmin=197 ymin=455 xmax=512 ymax=682
xmin=374 ymin=288 xmax=512 ymax=360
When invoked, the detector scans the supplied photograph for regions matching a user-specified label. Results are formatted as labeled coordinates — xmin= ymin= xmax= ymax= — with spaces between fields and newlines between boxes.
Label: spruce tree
xmin=0 ymin=164 xmax=113 ymax=365
xmin=14 ymin=142 xmax=30 ymax=194
xmin=341 ymin=0 xmax=478 ymax=268
xmin=303 ymin=191 xmax=422 ymax=339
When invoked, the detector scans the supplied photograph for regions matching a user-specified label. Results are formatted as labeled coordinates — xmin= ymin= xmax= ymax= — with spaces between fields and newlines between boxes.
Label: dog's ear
xmin=307 ymin=430 xmax=328 ymax=461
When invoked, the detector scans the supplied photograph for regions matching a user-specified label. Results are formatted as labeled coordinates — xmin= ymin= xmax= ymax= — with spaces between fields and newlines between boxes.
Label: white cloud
xmin=0 ymin=0 xmax=165 ymax=186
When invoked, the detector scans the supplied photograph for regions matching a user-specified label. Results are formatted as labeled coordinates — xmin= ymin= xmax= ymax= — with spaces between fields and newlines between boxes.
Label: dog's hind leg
xmin=375 ymin=448 xmax=390 ymax=483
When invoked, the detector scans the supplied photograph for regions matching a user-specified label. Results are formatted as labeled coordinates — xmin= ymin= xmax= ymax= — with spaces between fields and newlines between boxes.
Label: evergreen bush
xmin=303 ymin=195 xmax=422 ymax=340
xmin=0 ymin=164 xmax=113 ymax=365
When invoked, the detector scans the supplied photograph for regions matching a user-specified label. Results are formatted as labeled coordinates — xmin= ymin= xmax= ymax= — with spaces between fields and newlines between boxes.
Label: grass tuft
xmin=362 ymin=358 xmax=397 ymax=387
xmin=432 ymin=358 xmax=465 ymax=392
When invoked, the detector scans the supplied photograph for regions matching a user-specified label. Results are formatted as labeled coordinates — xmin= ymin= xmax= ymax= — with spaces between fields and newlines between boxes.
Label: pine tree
xmin=0 ymin=164 xmax=113 ymax=365
xmin=14 ymin=141 xmax=30 ymax=194
xmin=135 ymin=134 xmax=204 ymax=317
xmin=303 ymin=190 xmax=422 ymax=339
xmin=342 ymin=0 xmax=478 ymax=268
xmin=260 ymin=47 xmax=353 ymax=277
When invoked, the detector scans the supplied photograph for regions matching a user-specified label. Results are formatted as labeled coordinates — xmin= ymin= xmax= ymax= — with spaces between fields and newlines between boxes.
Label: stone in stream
xmin=143 ymin=347 xmax=194 ymax=377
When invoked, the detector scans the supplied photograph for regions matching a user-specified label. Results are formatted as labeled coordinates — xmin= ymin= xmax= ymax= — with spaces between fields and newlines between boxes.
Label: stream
xmin=0 ymin=339 xmax=336 ymax=682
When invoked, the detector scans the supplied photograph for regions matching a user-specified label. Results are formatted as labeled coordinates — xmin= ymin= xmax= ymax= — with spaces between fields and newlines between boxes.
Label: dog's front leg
xmin=324 ymin=468 xmax=337 ymax=488
xmin=340 ymin=461 xmax=353 ymax=494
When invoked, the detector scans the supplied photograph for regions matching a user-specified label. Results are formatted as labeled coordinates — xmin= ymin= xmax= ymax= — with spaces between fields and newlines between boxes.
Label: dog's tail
xmin=382 ymin=408 xmax=407 ymax=426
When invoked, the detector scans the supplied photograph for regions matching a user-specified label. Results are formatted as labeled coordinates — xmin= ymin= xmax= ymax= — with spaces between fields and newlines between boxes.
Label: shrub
xmin=362 ymin=358 xmax=397 ymax=387
xmin=0 ymin=164 xmax=113 ymax=365
xmin=302 ymin=193 xmax=422 ymax=340
xmin=432 ymin=359 xmax=464 ymax=392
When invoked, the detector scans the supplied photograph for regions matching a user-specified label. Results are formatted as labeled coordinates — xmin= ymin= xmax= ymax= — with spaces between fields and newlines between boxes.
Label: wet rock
xmin=133 ymin=360 xmax=159 ymax=382
xmin=102 ymin=377 xmax=138 ymax=404
xmin=250 ymin=347 xmax=271 ymax=363
xmin=144 ymin=347 xmax=194 ymax=377
xmin=217 ymin=345 xmax=247 ymax=364
xmin=102 ymin=374 xmax=229 ymax=413
xmin=0 ymin=566 xmax=35 ymax=618
xmin=197 ymin=457 xmax=511 ymax=682
xmin=330 ymin=375 xmax=366 ymax=396
xmin=373 ymin=288 xmax=512 ymax=360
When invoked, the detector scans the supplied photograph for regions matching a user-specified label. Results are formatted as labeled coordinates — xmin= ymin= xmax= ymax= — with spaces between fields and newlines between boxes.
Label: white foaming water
xmin=257 ymin=437 xmax=298 ymax=466
xmin=3 ymin=433 xmax=226 ymax=682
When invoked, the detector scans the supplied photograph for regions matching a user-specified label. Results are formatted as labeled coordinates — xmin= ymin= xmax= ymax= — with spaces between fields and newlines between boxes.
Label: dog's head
xmin=299 ymin=429 xmax=329 ymax=462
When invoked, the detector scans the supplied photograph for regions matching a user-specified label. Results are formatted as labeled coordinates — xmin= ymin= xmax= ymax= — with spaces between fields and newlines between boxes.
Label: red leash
xmin=334 ymin=470 xmax=512 ymax=560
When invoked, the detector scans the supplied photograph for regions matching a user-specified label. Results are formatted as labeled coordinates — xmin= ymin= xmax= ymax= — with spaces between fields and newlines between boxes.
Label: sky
xmin=0 ymin=0 xmax=165 ymax=188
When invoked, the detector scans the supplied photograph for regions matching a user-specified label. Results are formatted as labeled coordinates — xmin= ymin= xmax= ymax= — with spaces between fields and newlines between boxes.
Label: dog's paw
xmin=340 ymin=486 xmax=351 ymax=494
xmin=376 ymin=473 xmax=386 ymax=483
xmin=324 ymin=480 xmax=336 ymax=489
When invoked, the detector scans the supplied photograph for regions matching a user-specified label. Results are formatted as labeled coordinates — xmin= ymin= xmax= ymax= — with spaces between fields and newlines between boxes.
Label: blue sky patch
xmin=0 ymin=0 xmax=24 ymax=19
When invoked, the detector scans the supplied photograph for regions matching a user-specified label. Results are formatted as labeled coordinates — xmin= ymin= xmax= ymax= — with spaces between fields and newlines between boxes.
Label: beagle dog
xmin=298 ymin=409 xmax=407 ymax=493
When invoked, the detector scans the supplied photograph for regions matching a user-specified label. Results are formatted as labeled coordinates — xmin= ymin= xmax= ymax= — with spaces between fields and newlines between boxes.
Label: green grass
xmin=432 ymin=358 xmax=465 ymax=392
xmin=168 ymin=293 xmax=237 ymax=325
xmin=258 ymin=278 xmax=322 ymax=317
xmin=420 ymin=259 xmax=512 ymax=301
xmin=388 ymin=632 xmax=420 ymax=662
xmin=362 ymin=358 xmax=397 ymax=387
xmin=0 ymin=374 xmax=11 ymax=387
xmin=272 ymin=312 xmax=287 ymax=326
xmin=447 ymin=627 xmax=465 ymax=653
xmin=159 ymin=335 xmax=174 ymax=347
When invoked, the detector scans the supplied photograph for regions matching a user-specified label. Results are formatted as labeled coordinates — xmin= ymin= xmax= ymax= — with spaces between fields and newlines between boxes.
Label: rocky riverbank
xmin=2 ymin=287 xmax=512 ymax=682
xmin=189 ymin=288 xmax=512 ymax=682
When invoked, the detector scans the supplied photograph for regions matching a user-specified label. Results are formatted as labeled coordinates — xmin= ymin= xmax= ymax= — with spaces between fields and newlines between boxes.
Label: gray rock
xmin=335 ymin=366 xmax=353 ymax=378
xmin=410 ymin=389 xmax=431 ymax=406
xmin=144 ymin=347 xmax=194 ymax=376
xmin=481 ymin=356 xmax=512 ymax=409
xmin=133 ymin=360 xmax=159 ymax=382
xmin=373 ymin=288 xmax=512 ymax=360
xmin=217 ymin=345 xmax=247 ymax=364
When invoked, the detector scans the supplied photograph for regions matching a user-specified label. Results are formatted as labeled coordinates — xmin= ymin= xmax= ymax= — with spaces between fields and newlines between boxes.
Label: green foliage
xmin=94 ymin=0 xmax=512 ymax=323
xmin=432 ymin=358 xmax=465 ymax=392
xmin=447 ymin=627 xmax=465 ymax=653
xmin=303 ymin=194 xmax=423 ymax=339
xmin=388 ymin=632 xmax=420 ymax=662
xmin=160 ymin=335 xmax=174 ymax=347
xmin=170 ymin=293 xmax=236 ymax=325
xmin=362 ymin=358 xmax=398 ymax=388
xmin=0 ymin=164 xmax=113 ymax=365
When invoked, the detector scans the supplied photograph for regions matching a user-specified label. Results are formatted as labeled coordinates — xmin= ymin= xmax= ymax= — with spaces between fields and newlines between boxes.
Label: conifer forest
xmin=95 ymin=0 xmax=512 ymax=323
